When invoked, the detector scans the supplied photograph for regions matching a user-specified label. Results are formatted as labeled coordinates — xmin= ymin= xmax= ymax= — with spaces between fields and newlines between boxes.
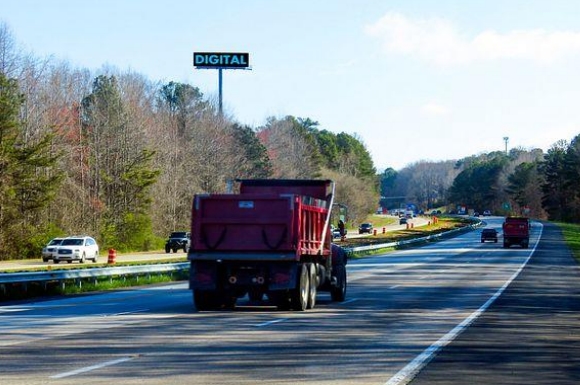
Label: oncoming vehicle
xmin=54 ymin=236 xmax=99 ymax=264
xmin=399 ymin=217 xmax=408 ymax=225
xmin=358 ymin=223 xmax=373 ymax=234
xmin=41 ymin=237 xmax=65 ymax=262
xmin=165 ymin=231 xmax=191 ymax=253
xmin=481 ymin=228 xmax=498 ymax=243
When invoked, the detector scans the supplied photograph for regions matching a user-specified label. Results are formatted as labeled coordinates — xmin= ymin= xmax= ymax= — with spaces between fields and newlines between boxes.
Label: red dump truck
xmin=188 ymin=179 xmax=347 ymax=311
xmin=502 ymin=216 xmax=530 ymax=248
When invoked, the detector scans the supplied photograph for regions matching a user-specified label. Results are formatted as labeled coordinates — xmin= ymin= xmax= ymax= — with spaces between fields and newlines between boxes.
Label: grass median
xmin=556 ymin=222 xmax=580 ymax=263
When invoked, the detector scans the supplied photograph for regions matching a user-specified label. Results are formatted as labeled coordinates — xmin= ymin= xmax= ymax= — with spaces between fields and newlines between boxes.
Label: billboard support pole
xmin=218 ymin=68 xmax=223 ymax=115
xmin=193 ymin=52 xmax=251 ymax=117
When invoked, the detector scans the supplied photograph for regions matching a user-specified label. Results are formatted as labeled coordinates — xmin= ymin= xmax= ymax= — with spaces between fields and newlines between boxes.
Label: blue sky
xmin=3 ymin=0 xmax=580 ymax=170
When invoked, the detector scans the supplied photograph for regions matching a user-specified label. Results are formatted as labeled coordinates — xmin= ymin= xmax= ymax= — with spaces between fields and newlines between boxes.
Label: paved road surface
xmin=2 ymin=218 xmax=575 ymax=384
xmin=409 ymin=222 xmax=580 ymax=385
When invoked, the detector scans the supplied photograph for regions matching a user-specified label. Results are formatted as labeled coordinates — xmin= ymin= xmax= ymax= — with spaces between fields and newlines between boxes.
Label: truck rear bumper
xmin=189 ymin=260 xmax=298 ymax=291
xmin=188 ymin=252 xmax=298 ymax=262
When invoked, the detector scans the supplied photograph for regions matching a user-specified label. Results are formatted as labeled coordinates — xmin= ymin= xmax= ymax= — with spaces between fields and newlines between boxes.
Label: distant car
xmin=399 ymin=217 xmax=408 ymax=225
xmin=483 ymin=210 xmax=492 ymax=216
xmin=473 ymin=212 xmax=480 ymax=217
xmin=42 ymin=237 xmax=65 ymax=262
xmin=358 ymin=223 xmax=373 ymax=234
xmin=481 ymin=228 xmax=498 ymax=243
xmin=165 ymin=231 xmax=191 ymax=253
xmin=54 ymin=236 xmax=99 ymax=263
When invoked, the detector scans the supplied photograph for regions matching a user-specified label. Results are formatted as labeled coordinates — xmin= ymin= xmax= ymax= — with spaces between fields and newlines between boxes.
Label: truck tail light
xmin=195 ymin=272 xmax=213 ymax=284
xmin=272 ymin=272 xmax=290 ymax=285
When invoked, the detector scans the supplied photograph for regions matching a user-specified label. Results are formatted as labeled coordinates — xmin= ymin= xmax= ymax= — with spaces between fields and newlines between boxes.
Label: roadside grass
xmin=0 ymin=271 xmax=188 ymax=301
xmin=337 ymin=216 xmax=472 ymax=249
xmin=61 ymin=272 xmax=187 ymax=295
xmin=348 ymin=214 xmax=399 ymax=230
xmin=0 ymin=256 xmax=187 ymax=274
xmin=556 ymin=222 xmax=580 ymax=263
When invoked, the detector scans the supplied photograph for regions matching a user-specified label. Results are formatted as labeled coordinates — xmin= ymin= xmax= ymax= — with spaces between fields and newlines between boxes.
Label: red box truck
xmin=502 ymin=216 xmax=530 ymax=248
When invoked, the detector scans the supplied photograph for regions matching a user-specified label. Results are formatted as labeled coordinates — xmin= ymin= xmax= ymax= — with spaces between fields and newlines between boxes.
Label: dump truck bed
xmin=190 ymin=179 xmax=333 ymax=261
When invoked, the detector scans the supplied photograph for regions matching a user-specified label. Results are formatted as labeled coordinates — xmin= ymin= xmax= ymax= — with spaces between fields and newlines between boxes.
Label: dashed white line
xmin=99 ymin=309 xmax=150 ymax=317
xmin=255 ymin=318 xmax=288 ymax=327
xmin=50 ymin=356 xmax=136 ymax=379
xmin=384 ymin=223 xmax=543 ymax=385
xmin=342 ymin=298 xmax=358 ymax=305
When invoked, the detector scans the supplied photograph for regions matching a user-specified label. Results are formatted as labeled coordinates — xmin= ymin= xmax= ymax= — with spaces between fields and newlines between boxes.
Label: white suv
xmin=54 ymin=236 xmax=99 ymax=264
xmin=42 ymin=237 xmax=65 ymax=262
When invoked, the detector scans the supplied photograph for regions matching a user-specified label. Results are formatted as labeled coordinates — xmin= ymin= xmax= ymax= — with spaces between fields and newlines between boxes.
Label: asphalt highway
xmin=1 ymin=217 xmax=576 ymax=384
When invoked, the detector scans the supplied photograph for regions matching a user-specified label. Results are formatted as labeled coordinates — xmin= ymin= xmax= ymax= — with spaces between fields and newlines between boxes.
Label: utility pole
xmin=503 ymin=137 xmax=509 ymax=155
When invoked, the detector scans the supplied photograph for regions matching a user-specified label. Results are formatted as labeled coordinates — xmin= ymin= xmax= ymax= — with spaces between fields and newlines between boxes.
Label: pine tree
xmin=0 ymin=73 xmax=62 ymax=259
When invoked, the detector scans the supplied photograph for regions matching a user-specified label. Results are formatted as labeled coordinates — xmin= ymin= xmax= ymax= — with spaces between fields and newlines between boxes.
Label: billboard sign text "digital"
xmin=193 ymin=52 xmax=249 ymax=69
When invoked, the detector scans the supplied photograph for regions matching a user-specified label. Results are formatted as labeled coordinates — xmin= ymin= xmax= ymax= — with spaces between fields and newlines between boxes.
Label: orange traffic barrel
xmin=108 ymin=248 xmax=116 ymax=264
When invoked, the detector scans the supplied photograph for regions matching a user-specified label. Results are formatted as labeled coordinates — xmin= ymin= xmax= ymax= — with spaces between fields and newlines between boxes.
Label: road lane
xmin=409 ymin=222 xmax=580 ymax=385
xmin=0 ymin=217 xmax=544 ymax=384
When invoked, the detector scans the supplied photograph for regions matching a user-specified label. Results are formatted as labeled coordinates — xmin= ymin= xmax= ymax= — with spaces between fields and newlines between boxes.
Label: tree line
xmin=0 ymin=23 xmax=378 ymax=260
xmin=380 ymin=141 xmax=580 ymax=223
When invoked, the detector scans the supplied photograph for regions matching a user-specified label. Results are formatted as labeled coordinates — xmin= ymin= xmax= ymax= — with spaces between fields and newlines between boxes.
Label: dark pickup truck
xmin=165 ymin=231 xmax=190 ymax=253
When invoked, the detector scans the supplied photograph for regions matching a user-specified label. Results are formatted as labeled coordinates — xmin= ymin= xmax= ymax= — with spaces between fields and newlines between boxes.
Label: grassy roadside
xmin=337 ymin=216 xmax=474 ymax=251
xmin=1 ymin=271 xmax=188 ymax=301
xmin=556 ymin=222 xmax=580 ymax=263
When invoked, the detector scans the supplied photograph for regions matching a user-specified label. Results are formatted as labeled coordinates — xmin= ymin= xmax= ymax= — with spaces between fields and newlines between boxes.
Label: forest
xmin=1 ymin=22 xmax=579 ymax=261
xmin=0 ymin=23 xmax=377 ymax=260
xmin=380 ymin=141 xmax=580 ymax=224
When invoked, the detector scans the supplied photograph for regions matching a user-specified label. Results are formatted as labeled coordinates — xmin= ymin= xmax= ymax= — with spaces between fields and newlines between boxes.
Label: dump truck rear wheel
xmin=291 ymin=264 xmax=310 ymax=311
xmin=331 ymin=264 xmax=347 ymax=302
xmin=307 ymin=263 xmax=317 ymax=309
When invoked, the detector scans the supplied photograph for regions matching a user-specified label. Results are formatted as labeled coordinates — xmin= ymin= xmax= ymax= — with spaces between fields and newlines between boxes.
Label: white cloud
xmin=365 ymin=12 xmax=580 ymax=66
xmin=421 ymin=101 xmax=450 ymax=116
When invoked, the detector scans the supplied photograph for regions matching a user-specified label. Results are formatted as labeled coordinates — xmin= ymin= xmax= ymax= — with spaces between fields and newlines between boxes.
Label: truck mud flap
xmin=268 ymin=263 xmax=298 ymax=291
xmin=189 ymin=261 xmax=217 ymax=290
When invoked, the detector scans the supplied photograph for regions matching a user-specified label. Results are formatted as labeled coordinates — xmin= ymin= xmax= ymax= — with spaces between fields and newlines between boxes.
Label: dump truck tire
xmin=290 ymin=264 xmax=310 ymax=311
xmin=331 ymin=264 xmax=347 ymax=302
xmin=307 ymin=263 xmax=317 ymax=309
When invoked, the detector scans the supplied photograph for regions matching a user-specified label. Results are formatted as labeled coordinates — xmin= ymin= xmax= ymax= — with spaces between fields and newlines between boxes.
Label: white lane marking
xmin=0 ymin=307 xmax=32 ymax=313
xmin=255 ymin=318 xmax=288 ymax=327
xmin=384 ymin=223 xmax=543 ymax=385
xmin=99 ymin=309 xmax=150 ymax=317
xmin=341 ymin=298 xmax=358 ymax=305
xmin=389 ymin=285 xmax=400 ymax=289
xmin=50 ymin=356 xmax=136 ymax=379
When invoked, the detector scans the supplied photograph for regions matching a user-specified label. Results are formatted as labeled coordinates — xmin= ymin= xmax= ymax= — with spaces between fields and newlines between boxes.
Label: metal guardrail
xmin=0 ymin=263 xmax=189 ymax=286
xmin=0 ymin=221 xmax=480 ymax=287
xmin=344 ymin=222 xmax=481 ymax=253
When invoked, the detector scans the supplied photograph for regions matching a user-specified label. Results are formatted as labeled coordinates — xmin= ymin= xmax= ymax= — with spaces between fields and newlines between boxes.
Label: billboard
xmin=193 ymin=52 xmax=249 ymax=69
